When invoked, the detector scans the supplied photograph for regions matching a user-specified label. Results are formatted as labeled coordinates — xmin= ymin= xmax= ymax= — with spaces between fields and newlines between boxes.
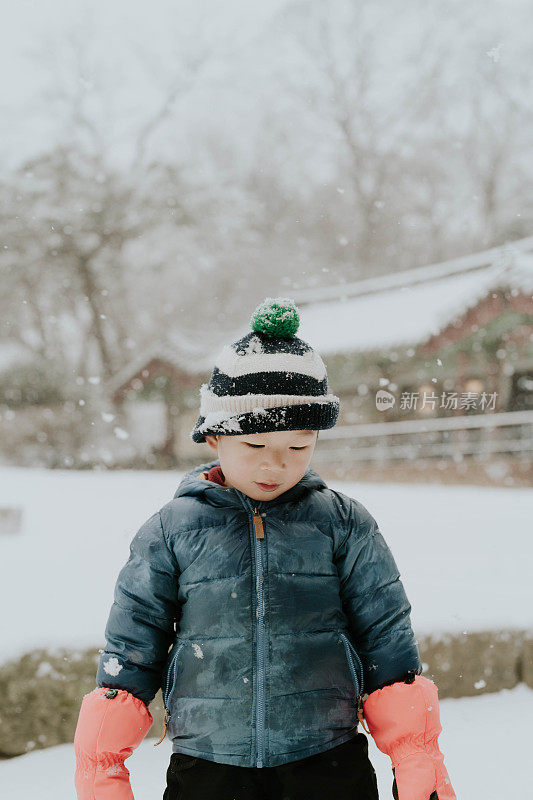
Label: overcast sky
xmin=2 ymin=0 xmax=289 ymax=170
xmin=2 ymin=0 xmax=531 ymax=174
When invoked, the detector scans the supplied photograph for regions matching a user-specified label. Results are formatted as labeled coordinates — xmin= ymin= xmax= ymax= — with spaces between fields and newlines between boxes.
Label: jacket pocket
xmin=155 ymin=641 xmax=187 ymax=746
xmin=338 ymin=631 xmax=364 ymax=699
xmin=163 ymin=641 xmax=186 ymax=711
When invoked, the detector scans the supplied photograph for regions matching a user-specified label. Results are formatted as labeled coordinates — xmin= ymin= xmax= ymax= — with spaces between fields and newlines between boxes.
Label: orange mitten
xmin=362 ymin=675 xmax=456 ymax=800
xmin=74 ymin=687 xmax=153 ymax=799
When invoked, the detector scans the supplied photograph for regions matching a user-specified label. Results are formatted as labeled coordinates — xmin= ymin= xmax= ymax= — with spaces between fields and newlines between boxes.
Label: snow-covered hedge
xmin=1 ymin=631 xmax=531 ymax=758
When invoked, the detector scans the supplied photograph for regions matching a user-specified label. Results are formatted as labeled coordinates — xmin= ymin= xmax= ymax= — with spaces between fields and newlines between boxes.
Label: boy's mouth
xmin=255 ymin=482 xmax=280 ymax=492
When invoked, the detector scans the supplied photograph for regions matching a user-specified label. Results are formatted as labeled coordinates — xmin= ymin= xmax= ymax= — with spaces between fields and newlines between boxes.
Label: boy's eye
xmin=244 ymin=443 xmax=307 ymax=450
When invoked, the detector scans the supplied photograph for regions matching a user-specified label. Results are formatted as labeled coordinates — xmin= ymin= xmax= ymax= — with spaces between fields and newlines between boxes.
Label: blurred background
xmin=1 ymin=1 xmax=532 ymax=797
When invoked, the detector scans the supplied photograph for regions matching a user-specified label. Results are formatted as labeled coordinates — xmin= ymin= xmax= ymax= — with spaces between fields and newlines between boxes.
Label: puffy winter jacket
xmin=95 ymin=458 xmax=422 ymax=768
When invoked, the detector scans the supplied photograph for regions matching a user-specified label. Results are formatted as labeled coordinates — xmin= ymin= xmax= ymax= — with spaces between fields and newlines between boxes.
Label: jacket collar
xmin=174 ymin=458 xmax=327 ymax=511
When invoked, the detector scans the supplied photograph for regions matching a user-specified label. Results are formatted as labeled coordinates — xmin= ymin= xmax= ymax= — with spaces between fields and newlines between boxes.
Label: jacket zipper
xmin=154 ymin=641 xmax=185 ymax=746
xmin=252 ymin=505 xmax=266 ymax=768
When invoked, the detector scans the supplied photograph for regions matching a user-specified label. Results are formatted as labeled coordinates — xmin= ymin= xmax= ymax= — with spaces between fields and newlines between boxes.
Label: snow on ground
xmin=335 ymin=479 xmax=533 ymax=637
xmin=0 ymin=465 xmax=531 ymax=666
xmin=0 ymin=684 xmax=530 ymax=799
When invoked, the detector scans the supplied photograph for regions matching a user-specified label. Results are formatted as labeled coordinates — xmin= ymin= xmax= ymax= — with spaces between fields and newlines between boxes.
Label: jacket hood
xmin=174 ymin=458 xmax=328 ymax=509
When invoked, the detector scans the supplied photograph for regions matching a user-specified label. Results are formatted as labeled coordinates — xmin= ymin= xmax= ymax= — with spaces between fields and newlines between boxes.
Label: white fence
xmin=314 ymin=410 xmax=533 ymax=463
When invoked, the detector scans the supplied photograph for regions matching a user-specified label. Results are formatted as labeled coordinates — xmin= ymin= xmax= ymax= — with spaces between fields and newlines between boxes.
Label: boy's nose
xmin=261 ymin=456 xmax=285 ymax=471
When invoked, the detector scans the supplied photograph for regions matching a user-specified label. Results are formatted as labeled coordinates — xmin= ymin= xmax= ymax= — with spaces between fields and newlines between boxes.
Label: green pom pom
xmin=250 ymin=297 xmax=300 ymax=338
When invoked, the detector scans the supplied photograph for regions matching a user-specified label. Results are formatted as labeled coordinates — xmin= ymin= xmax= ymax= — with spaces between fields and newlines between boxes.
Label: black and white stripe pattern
xmin=190 ymin=331 xmax=340 ymax=442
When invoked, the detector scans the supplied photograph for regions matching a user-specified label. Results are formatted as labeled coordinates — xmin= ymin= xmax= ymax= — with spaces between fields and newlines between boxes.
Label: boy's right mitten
xmin=74 ymin=687 xmax=153 ymax=799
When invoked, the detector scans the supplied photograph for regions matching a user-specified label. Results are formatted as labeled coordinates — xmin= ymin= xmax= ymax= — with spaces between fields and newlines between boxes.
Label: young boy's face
xmin=204 ymin=429 xmax=319 ymax=502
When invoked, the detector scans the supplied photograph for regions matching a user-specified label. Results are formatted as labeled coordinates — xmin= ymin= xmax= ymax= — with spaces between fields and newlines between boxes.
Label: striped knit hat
xmin=190 ymin=297 xmax=340 ymax=443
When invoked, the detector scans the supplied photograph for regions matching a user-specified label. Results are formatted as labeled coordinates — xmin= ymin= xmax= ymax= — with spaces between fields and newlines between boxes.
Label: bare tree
xmin=460 ymin=50 xmax=533 ymax=246
xmin=269 ymin=0 xmax=461 ymax=270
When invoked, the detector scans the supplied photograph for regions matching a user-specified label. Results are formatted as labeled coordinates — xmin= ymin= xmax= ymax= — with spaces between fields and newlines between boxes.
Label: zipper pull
xmin=153 ymin=707 xmax=170 ymax=746
xmin=253 ymin=507 xmax=265 ymax=539
xmin=357 ymin=695 xmax=371 ymax=734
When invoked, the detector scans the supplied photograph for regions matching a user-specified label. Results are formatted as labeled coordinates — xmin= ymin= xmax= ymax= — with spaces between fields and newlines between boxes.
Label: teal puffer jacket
xmin=96 ymin=459 xmax=422 ymax=768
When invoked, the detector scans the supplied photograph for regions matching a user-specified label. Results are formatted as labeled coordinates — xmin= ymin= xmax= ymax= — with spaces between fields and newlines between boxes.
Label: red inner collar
xmin=206 ymin=465 xmax=226 ymax=486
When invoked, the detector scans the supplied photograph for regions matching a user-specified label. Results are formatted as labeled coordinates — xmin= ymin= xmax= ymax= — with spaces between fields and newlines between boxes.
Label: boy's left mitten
xmin=74 ymin=687 xmax=153 ymax=799
xmin=362 ymin=675 xmax=456 ymax=800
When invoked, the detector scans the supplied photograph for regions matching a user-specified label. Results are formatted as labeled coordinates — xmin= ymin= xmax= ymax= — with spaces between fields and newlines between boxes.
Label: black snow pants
xmin=162 ymin=732 xmax=380 ymax=800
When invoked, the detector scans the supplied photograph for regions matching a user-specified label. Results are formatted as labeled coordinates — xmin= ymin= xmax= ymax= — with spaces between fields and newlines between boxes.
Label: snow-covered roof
xmin=108 ymin=337 xmax=216 ymax=395
xmin=109 ymin=237 xmax=533 ymax=392
xmin=296 ymin=238 xmax=533 ymax=355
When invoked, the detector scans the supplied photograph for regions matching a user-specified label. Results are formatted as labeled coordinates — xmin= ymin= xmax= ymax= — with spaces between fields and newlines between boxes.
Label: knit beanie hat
xmin=190 ymin=297 xmax=340 ymax=443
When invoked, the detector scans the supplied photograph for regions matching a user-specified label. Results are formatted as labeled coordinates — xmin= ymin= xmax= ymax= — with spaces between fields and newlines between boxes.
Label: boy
xmin=74 ymin=297 xmax=456 ymax=800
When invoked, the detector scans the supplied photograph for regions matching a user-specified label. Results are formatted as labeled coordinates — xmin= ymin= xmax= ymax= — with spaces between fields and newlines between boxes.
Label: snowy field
xmin=0 ymin=684 xmax=530 ymax=799
xmin=1 ymin=466 xmax=531 ymax=797
xmin=0 ymin=464 xmax=531 ymax=666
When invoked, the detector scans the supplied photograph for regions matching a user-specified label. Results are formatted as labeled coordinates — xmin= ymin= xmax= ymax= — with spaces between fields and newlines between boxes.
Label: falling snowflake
xmin=486 ymin=43 xmax=503 ymax=62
